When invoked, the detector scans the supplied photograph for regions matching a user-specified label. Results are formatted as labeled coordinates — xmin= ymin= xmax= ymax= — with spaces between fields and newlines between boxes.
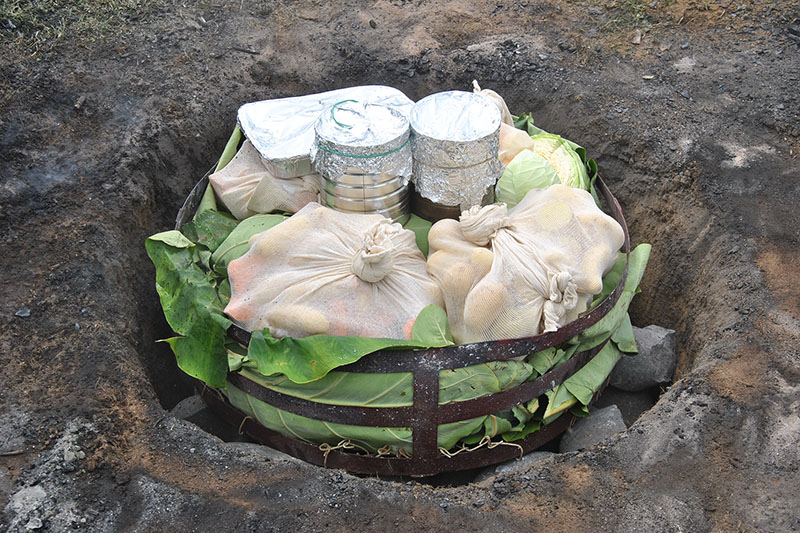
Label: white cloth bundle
xmin=225 ymin=203 xmax=444 ymax=339
xmin=209 ymin=140 xmax=320 ymax=220
xmin=427 ymin=184 xmax=624 ymax=344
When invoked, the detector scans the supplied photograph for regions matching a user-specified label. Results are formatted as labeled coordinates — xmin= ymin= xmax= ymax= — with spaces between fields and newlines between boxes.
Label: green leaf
xmin=145 ymin=234 xmax=231 ymax=387
xmin=543 ymin=385 xmax=579 ymax=420
xmin=147 ymin=230 xmax=195 ymax=249
xmin=482 ymin=414 xmax=514 ymax=438
xmin=502 ymin=419 xmax=542 ymax=442
xmin=181 ymin=209 xmax=238 ymax=253
xmin=439 ymin=360 xmax=532 ymax=404
xmin=240 ymin=367 xmax=413 ymax=407
xmin=195 ymin=183 xmax=218 ymax=216
xmin=512 ymin=112 xmax=532 ymax=130
xmin=403 ymin=214 xmax=433 ymax=257
xmin=611 ymin=312 xmax=638 ymax=353
xmin=246 ymin=306 xmax=454 ymax=383
xmin=411 ymin=305 xmax=454 ymax=346
xmin=562 ymin=342 xmax=624 ymax=406
xmin=218 ymin=278 xmax=231 ymax=306
xmin=570 ymin=404 xmax=590 ymax=417
xmin=527 ymin=122 xmax=548 ymax=137
xmin=216 ymin=126 xmax=243 ymax=172
xmin=164 ymin=322 xmax=228 ymax=389
xmin=211 ymin=214 xmax=287 ymax=274
xmin=526 ymin=344 xmax=578 ymax=376
xmin=527 ymin=347 xmax=560 ymax=376
xmin=237 ymin=357 xmax=531 ymax=408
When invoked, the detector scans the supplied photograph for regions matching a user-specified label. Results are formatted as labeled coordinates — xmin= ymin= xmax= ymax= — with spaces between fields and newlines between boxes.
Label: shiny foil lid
xmin=237 ymin=86 xmax=414 ymax=178
xmin=312 ymin=101 xmax=412 ymax=183
xmin=410 ymin=91 xmax=503 ymax=208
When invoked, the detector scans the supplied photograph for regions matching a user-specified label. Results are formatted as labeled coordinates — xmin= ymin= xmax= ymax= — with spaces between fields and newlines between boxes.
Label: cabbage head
xmin=496 ymin=133 xmax=590 ymax=208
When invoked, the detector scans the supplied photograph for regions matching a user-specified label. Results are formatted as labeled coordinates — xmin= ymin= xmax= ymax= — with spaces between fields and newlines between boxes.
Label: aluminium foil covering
xmin=410 ymin=90 xmax=503 ymax=208
xmin=312 ymin=100 xmax=412 ymax=184
xmin=237 ymin=86 xmax=415 ymax=178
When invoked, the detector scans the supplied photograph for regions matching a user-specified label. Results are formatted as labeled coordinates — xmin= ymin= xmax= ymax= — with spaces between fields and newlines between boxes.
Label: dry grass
xmin=0 ymin=0 xmax=154 ymax=54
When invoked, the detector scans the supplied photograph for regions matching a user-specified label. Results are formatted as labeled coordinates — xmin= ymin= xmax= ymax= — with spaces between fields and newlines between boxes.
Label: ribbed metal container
xmin=410 ymin=91 xmax=503 ymax=210
xmin=313 ymin=101 xmax=412 ymax=223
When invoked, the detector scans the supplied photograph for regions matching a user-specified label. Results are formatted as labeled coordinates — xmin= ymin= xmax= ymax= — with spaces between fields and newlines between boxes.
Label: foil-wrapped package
xmin=410 ymin=91 xmax=503 ymax=209
xmin=313 ymin=101 xmax=412 ymax=223
xmin=237 ymin=86 xmax=414 ymax=179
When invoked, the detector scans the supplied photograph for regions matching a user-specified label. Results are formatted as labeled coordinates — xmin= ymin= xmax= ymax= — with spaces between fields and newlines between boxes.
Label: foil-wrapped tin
xmin=313 ymin=101 xmax=412 ymax=223
xmin=410 ymin=91 xmax=503 ymax=209
xmin=237 ymin=86 xmax=414 ymax=178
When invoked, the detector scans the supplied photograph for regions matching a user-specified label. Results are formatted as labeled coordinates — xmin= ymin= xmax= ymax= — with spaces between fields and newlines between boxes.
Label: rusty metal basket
xmin=175 ymin=174 xmax=629 ymax=477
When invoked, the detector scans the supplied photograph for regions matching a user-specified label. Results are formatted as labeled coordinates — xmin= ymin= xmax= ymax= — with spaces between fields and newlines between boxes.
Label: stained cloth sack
xmin=209 ymin=139 xmax=320 ymax=220
xmin=225 ymin=202 xmax=444 ymax=339
xmin=427 ymin=184 xmax=624 ymax=344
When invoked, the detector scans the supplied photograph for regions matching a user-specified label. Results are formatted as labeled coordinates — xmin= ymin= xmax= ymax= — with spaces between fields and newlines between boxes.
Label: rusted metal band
xmin=433 ymin=340 xmax=606 ymax=424
xmin=174 ymin=168 xmax=213 ymax=229
xmin=227 ymin=339 xmax=606 ymax=429
xmin=199 ymin=382 xmax=578 ymax=477
xmin=411 ymin=365 xmax=440 ymax=460
xmin=227 ymin=371 xmax=415 ymax=426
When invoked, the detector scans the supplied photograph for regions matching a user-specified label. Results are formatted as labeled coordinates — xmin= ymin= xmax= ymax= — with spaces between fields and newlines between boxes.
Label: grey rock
xmin=559 ymin=405 xmax=626 ymax=453
xmin=169 ymin=395 xmax=206 ymax=420
xmin=25 ymin=516 xmax=43 ymax=530
xmin=610 ymin=325 xmax=677 ymax=392
xmin=594 ymin=386 xmax=657 ymax=426
xmin=474 ymin=451 xmax=555 ymax=483
xmin=222 ymin=441 xmax=300 ymax=463
xmin=169 ymin=395 xmax=248 ymax=442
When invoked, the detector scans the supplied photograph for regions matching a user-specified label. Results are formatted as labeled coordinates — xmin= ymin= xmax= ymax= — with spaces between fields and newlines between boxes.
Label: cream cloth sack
xmin=209 ymin=140 xmax=319 ymax=220
xmin=225 ymin=203 xmax=443 ymax=339
xmin=427 ymin=184 xmax=624 ymax=344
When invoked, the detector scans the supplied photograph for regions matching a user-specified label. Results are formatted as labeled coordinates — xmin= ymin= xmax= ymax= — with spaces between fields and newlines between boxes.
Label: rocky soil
xmin=2 ymin=0 xmax=799 ymax=531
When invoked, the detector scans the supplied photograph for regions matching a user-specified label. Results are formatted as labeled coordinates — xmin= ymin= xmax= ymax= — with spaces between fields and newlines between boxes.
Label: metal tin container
xmin=322 ymin=187 xmax=408 ymax=212
xmin=321 ymin=172 xmax=405 ymax=199
xmin=410 ymin=91 xmax=503 ymax=210
xmin=238 ymin=86 xmax=414 ymax=179
xmin=313 ymin=100 xmax=412 ymax=222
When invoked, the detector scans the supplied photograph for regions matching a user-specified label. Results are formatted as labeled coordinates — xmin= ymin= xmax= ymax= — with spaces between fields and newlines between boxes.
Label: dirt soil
xmin=2 ymin=0 xmax=800 ymax=531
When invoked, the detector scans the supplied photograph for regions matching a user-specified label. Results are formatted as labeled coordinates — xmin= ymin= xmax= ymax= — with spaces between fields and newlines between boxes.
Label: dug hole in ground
xmin=1 ymin=1 xmax=799 ymax=531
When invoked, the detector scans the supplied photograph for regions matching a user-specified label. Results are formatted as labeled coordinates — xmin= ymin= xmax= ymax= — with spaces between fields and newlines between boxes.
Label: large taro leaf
xmin=163 ymin=317 xmax=228 ymax=389
xmin=527 ymin=344 xmax=579 ymax=377
xmin=225 ymin=382 xmax=487 ymax=455
xmin=232 ymin=357 xmax=532 ymax=408
xmin=181 ymin=209 xmax=238 ymax=252
xmin=146 ymin=231 xmax=231 ymax=388
xmin=611 ymin=312 xmax=637 ymax=354
xmin=562 ymin=341 xmax=624 ymax=406
xmin=211 ymin=214 xmax=287 ymax=275
xmin=245 ymin=305 xmax=454 ymax=384
xmin=540 ymin=338 xmax=626 ymax=424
